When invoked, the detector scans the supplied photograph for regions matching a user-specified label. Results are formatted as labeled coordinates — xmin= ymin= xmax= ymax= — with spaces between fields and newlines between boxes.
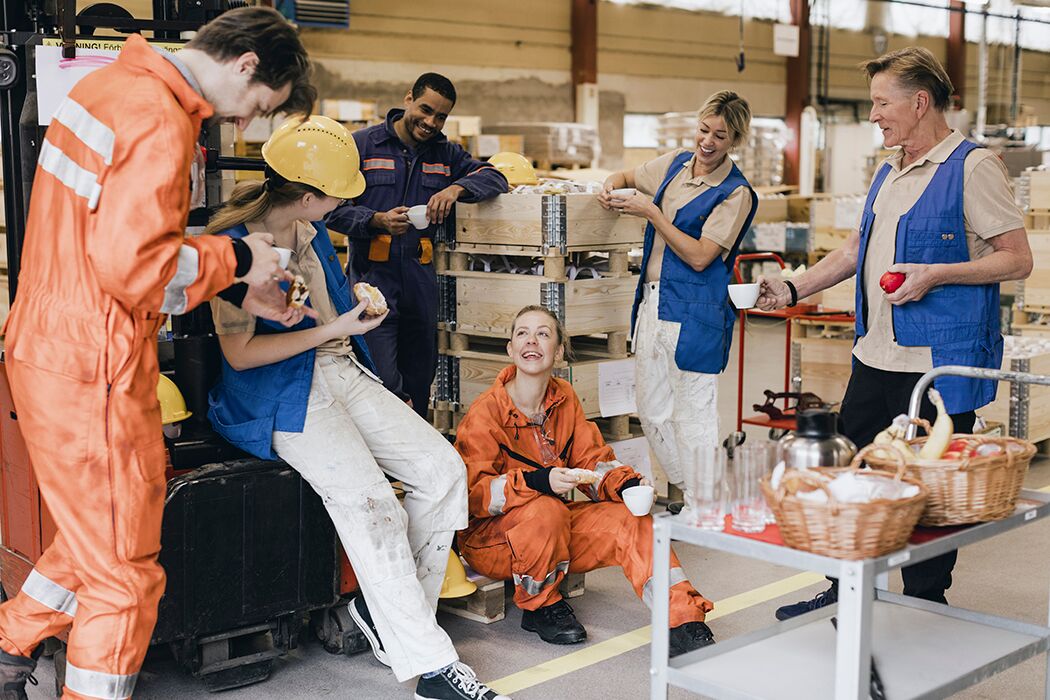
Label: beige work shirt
xmin=211 ymin=220 xmax=363 ymax=362
xmin=634 ymin=149 xmax=753 ymax=283
xmin=852 ymin=129 xmax=1023 ymax=373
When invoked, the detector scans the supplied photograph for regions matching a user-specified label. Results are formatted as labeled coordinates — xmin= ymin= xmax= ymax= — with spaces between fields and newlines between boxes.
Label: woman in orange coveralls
xmin=455 ymin=305 xmax=715 ymax=655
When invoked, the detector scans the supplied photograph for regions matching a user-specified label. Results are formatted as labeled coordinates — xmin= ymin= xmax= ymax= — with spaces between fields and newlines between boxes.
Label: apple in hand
xmin=879 ymin=271 xmax=906 ymax=294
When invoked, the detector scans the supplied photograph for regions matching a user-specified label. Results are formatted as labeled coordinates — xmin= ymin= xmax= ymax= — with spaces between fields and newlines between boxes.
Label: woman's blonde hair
xmin=511 ymin=305 xmax=574 ymax=362
xmin=204 ymin=178 xmax=327 ymax=235
xmin=697 ymin=91 xmax=751 ymax=147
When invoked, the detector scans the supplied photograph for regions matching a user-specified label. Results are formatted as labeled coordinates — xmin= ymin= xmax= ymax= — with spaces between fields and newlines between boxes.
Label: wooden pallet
xmin=435 ymin=246 xmax=635 ymax=282
xmin=439 ymin=569 xmax=586 ymax=625
xmin=1025 ymin=208 xmax=1050 ymax=231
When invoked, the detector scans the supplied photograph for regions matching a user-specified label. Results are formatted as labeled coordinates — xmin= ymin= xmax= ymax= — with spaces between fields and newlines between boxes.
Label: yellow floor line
xmin=486 ymin=571 xmax=826 ymax=695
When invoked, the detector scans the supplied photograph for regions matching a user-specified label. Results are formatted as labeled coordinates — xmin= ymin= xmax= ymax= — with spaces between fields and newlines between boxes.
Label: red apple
xmin=879 ymin=271 xmax=906 ymax=293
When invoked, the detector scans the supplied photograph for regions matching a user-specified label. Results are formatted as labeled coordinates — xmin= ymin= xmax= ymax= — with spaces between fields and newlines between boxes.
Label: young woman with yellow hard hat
xmin=205 ymin=115 xmax=509 ymax=700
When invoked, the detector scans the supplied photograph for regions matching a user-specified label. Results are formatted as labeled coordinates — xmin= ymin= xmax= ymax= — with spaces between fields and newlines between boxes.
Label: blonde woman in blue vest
xmin=598 ymin=91 xmax=757 ymax=503
xmin=207 ymin=115 xmax=509 ymax=700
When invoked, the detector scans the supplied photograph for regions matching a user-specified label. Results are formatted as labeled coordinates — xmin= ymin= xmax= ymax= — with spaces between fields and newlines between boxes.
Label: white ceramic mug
xmin=622 ymin=484 xmax=656 ymax=516
xmin=728 ymin=282 xmax=761 ymax=309
xmin=273 ymin=247 xmax=292 ymax=270
xmin=408 ymin=205 xmax=429 ymax=230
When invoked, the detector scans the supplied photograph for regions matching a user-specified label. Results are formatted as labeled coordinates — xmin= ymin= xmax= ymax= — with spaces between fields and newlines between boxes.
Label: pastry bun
xmin=353 ymin=282 xmax=388 ymax=317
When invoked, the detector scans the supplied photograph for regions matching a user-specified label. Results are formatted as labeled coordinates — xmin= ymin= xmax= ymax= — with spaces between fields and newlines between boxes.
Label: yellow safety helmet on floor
xmin=157 ymin=374 xmax=192 ymax=425
xmin=262 ymin=115 xmax=366 ymax=200
xmin=488 ymin=152 xmax=538 ymax=186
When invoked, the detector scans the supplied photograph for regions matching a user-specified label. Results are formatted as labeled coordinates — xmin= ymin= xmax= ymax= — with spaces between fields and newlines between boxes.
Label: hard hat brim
xmin=331 ymin=171 xmax=366 ymax=200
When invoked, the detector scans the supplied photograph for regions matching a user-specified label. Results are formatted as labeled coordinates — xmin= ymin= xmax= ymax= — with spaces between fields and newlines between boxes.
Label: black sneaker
xmin=774 ymin=585 xmax=838 ymax=621
xmin=0 ymin=646 xmax=41 ymax=700
xmin=347 ymin=596 xmax=390 ymax=667
xmin=520 ymin=600 xmax=587 ymax=645
xmin=666 ymin=501 xmax=685 ymax=515
xmin=668 ymin=621 xmax=716 ymax=657
xmin=414 ymin=661 xmax=510 ymax=700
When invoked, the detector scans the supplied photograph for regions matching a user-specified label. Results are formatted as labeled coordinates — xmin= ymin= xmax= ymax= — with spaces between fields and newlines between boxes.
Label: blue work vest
xmin=855 ymin=139 xmax=1002 ymax=414
xmin=630 ymin=151 xmax=757 ymax=374
xmin=207 ymin=221 xmax=378 ymax=459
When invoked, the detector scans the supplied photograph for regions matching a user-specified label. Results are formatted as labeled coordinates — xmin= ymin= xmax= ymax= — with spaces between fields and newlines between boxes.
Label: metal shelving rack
xmin=651 ymin=366 xmax=1050 ymax=699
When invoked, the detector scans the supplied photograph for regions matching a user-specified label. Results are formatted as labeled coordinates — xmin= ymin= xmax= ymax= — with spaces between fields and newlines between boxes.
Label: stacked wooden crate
xmin=433 ymin=193 xmax=644 ymax=441
xmin=979 ymin=336 xmax=1050 ymax=445
xmin=1013 ymin=171 xmax=1050 ymax=337
xmin=790 ymin=316 xmax=855 ymax=406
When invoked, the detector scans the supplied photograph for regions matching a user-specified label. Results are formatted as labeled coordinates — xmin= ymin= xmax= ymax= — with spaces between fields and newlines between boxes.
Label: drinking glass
xmin=684 ymin=444 xmax=727 ymax=531
xmin=731 ymin=441 xmax=774 ymax=534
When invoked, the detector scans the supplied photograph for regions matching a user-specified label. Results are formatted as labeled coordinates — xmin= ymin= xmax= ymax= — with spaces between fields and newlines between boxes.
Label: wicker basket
xmin=760 ymin=446 xmax=928 ymax=560
xmin=864 ymin=420 xmax=1037 ymax=526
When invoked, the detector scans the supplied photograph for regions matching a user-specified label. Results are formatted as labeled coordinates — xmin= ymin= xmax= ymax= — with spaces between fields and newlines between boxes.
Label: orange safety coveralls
xmin=455 ymin=366 xmax=713 ymax=627
xmin=0 ymin=35 xmax=236 ymax=699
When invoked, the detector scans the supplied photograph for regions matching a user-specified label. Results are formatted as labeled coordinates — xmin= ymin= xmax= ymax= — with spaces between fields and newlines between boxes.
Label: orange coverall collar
xmin=116 ymin=34 xmax=215 ymax=122
xmin=493 ymin=365 xmax=567 ymax=428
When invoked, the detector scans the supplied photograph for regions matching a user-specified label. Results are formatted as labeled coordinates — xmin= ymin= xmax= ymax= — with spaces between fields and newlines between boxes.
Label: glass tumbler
xmin=730 ymin=441 xmax=773 ymax=534
xmin=684 ymin=444 xmax=727 ymax=531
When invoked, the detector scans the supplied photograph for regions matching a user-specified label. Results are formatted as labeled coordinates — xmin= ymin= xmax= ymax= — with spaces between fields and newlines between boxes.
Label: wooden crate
xmin=817 ymin=276 xmax=856 ymax=312
xmin=441 ymin=271 xmax=635 ymax=339
xmin=1021 ymin=229 xmax=1050 ymax=310
xmin=438 ymin=569 xmax=586 ymax=625
xmin=979 ymin=346 xmax=1050 ymax=444
xmin=792 ymin=318 xmax=855 ymax=406
xmin=811 ymin=227 xmax=852 ymax=252
xmin=455 ymin=194 xmax=644 ymax=253
xmin=438 ymin=246 xmax=632 ymax=282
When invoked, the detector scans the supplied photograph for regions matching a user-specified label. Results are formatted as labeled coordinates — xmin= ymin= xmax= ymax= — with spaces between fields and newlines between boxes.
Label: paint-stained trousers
xmin=459 ymin=496 xmax=712 ymax=627
xmin=272 ymin=356 xmax=468 ymax=681
xmin=634 ymin=282 xmax=720 ymax=489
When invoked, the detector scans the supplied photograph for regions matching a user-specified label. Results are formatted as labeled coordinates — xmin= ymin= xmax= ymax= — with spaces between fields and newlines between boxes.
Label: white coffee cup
xmin=408 ymin=205 xmax=429 ymax=229
xmin=622 ymin=484 xmax=655 ymax=516
xmin=274 ymin=247 xmax=292 ymax=270
xmin=609 ymin=187 xmax=637 ymax=199
xmin=728 ymin=282 xmax=761 ymax=309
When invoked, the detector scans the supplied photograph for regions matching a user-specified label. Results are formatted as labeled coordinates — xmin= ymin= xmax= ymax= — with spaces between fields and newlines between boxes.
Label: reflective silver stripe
xmin=64 ymin=662 xmax=137 ymax=699
xmin=160 ymin=244 xmax=199 ymax=315
xmin=38 ymin=140 xmax=103 ymax=210
xmin=642 ymin=567 xmax=689 ymax=608
xmin=487 ymin=474 xmax=508 ymax=516
xmin=514 ymin=560 xmax=569 ymax=596
xmin=21 ymin=569 xmax=78 ymax=617
xmin=52 ymin=97 xmax=115 ymax=165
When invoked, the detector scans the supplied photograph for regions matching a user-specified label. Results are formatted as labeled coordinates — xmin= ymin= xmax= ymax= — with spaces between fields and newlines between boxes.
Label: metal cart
xmin=651 ymin=365 xmax=1050 ymax=699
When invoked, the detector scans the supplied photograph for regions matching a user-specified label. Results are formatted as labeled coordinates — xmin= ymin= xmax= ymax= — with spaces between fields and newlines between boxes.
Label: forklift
xmin=0 ymin=0 xmax=371 ymax=693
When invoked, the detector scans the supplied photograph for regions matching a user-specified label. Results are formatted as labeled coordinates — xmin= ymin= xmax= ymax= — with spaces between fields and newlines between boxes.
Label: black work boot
xmin=520 ymin=600 xmax=587 ymax=645
xmin=668 ymin=621 xmax=716 ymax=657
xmin=0 ymin=645 xmax=41 ymax=700
xmin=774 ymin=584 xmax=838 ymax=621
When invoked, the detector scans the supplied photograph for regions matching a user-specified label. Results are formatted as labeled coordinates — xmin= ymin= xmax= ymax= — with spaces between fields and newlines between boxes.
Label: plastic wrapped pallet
xmin=484 ymin=123 xmax=598 ymax=168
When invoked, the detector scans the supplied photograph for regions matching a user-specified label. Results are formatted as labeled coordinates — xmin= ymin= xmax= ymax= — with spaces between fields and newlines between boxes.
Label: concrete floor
xmin=24 ymin=319 xmax=1050 ymax=699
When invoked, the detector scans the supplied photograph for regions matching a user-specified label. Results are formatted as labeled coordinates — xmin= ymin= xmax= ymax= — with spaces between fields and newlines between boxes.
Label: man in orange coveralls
xmin=0 ymin=8 xmax=315 ymax=698
xmin=455 ymin=305 xmax=716 ymax=655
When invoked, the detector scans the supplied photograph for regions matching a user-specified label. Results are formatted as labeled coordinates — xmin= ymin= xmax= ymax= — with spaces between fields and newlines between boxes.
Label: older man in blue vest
xmin=757 ymin=47 xmax=1032 ymax=618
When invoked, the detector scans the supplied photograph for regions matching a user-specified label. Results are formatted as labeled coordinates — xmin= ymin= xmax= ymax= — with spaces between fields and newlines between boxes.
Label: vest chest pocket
xmin=905 ymin=217 xmax=967 ymax=264
xmin=364 ymin=170 xmax=396 ymax=188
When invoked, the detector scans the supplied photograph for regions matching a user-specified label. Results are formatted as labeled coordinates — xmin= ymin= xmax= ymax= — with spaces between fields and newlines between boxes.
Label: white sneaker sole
xmin=347 ymin=599 xmax=391 ymax=667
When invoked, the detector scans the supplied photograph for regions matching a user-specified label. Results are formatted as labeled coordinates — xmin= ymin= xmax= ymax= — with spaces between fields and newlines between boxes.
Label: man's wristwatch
xmin=784 ymin=279 xmax=799 ymax=308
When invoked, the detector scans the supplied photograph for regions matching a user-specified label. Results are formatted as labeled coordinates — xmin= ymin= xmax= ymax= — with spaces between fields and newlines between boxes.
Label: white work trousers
xmin=634 ymin=282 xmax=720 ymax=488
xmin=272 ymin=355 xmax=468 ymax=681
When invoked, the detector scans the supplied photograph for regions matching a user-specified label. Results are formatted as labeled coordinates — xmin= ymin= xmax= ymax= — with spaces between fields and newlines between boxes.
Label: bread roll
xmin=353 ymin=282 xmax=388 ymax=317
xmin=286 ymin=275 xmax=309 ymax=309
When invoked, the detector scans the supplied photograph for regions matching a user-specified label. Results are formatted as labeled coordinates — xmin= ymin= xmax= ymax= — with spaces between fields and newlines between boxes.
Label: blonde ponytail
xmin=205 ymin=178 xmax=328 ymax=236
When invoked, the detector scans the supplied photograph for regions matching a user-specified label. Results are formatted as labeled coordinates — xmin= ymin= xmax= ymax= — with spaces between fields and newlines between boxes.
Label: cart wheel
xmin=769 ymin=428 xmax=787 ymax=440
xmin=312 ymin=600 xmax=369 ymax=656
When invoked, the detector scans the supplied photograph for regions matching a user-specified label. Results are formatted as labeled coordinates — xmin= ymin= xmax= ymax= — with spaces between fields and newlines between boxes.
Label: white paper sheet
xmin=608 ymin=436 xmax=653 ymax=483
xmin=598 ymin=358 xmax=636 ymax=418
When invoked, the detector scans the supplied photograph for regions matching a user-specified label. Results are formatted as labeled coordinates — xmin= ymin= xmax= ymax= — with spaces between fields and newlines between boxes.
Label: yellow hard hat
xmin=262 ymin=115 xmax=366 ymax=200
xmin=439 ymin=550 xmax=478 ymax=599
xmin=157 ymin=374 xmax=192 ymax=425
xmin=488 ymin=152 xmax=538 ymax=186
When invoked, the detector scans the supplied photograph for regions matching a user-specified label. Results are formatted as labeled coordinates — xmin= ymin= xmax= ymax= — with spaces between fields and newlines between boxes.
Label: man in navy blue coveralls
xmin=326 ymin=74 xmax=508 ymax=418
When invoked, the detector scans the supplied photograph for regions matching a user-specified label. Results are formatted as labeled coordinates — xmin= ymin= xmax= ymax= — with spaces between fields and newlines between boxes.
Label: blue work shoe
xmin=774 ymin=585 xmax=838 ymax=621
xmin=414 ymin=661 xmax=510 ymax=700
xmin=347 ymin=596 xmax=390 ymax=667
